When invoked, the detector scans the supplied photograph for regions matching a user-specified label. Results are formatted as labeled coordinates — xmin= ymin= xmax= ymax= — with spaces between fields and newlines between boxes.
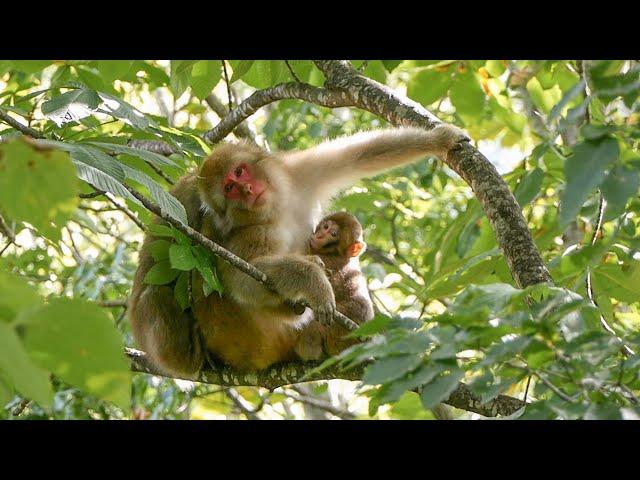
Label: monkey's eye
xmin=323 ymin=223 xmax=329 ymax=230
xmin=234 ymin=166 xmax=244 ymax=177
xmin=224 ymin=183 xmax=234 ymax=193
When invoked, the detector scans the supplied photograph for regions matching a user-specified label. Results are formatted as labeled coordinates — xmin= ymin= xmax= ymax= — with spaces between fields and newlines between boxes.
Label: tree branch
xmin=312 ymin=60 xmax=552 ymax=289
xmin=203 ymin=82 xmax=355 ymax=144
xmin=126 ymin=347 xmax=526 ymax=417
xmin=0 ymin=109 xmax=44 ymax=138
xmin=205 ymin=93 xmax=257 ymax=143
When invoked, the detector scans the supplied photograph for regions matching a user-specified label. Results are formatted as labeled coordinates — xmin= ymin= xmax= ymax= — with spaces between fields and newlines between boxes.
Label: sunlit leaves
xmin=21 ymin=298 xmax=132 ymax=411
xmin=407 ymin=68 xmax=452 ymax=106
xmin=42 ymin=89 xmax=102 ymax=126
xmin=0 ymin=139 xmax=79 ymax=241
xmin=190 ymin=61 xmax=222 ymax=100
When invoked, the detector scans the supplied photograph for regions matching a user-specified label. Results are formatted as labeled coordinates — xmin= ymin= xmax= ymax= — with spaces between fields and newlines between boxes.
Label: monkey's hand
xmin=250 ymin=255 xmax=336 ymax=324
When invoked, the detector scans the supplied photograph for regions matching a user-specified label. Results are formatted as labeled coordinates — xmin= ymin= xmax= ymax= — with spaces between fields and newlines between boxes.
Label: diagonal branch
xmin=119 ymin=182 xmax=359 ymax=331
xmin=312 ymin=60 xmax=552 ymax=289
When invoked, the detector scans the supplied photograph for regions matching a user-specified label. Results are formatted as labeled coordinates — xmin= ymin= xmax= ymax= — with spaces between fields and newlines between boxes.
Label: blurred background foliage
xmin=0 ymin=59 xmax=639 ymax=420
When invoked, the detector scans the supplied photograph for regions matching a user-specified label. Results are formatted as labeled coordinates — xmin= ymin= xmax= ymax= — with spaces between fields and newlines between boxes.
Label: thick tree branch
xmin=205 ymin=93 xmax=257 ymax=143
xmin=126 ymin=347 xmax=526 ymax=417
xmin=312 ymin=60 xmax=552 ymax=289
xmin=203 ymin=82 xmax=355 ymax=144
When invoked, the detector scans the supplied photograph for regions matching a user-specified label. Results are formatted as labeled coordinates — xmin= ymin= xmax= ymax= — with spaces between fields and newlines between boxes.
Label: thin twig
xmin=285 ymin=60 xmax=302 ymax=82
xmin=221 ymin=60 xmax=233 ymax=112
xmin=0 ymin=109 xmax=44 ymax=138
xmin=103 ymin=192 xmax=146 ymax=232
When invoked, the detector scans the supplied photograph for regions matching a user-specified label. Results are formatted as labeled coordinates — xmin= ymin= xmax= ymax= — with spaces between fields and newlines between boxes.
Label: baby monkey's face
xmin=309 ymin=219 xmax=340 ymax=252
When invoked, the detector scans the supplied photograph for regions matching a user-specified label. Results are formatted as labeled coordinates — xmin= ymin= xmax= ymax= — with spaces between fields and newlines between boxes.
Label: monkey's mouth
xmin=252 ymin=189 xmax=267 ymax=207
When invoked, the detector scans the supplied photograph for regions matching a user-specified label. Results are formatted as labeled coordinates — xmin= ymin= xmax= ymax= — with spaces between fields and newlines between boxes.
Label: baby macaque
xmin=295 ymin=212 xmax=375 ymax=360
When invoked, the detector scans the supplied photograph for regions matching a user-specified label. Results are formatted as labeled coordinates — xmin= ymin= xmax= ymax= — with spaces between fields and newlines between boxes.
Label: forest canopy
xmin=0 ymin=60 xmax=639 ymax=420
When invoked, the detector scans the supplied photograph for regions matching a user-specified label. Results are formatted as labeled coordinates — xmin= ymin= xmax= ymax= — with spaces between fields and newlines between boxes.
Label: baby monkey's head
xmin=309 ymin=212 xmax=366 ymax=258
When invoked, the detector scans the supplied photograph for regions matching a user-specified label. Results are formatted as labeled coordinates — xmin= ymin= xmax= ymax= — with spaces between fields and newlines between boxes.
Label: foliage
xmin=1 ymin=60 xmax=639 ymax=420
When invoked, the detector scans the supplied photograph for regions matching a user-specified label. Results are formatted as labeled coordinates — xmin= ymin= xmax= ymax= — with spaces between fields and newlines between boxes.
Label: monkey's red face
xmin=222 ymin=163 xmax=267 ymax=209
xmin=309 ymin=220 xmax=340 ymax=251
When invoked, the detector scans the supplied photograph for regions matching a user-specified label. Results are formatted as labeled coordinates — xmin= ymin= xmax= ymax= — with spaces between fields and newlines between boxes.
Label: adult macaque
xmin=130 ymin=124 xmax=467 ymax=375
xmin=294 ymin=212 xmax=374 ymax=361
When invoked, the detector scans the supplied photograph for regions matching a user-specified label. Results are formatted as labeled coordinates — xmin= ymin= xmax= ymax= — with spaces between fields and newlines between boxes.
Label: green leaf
xmin=514 ymin=167 xmax=544 ymax=206
xmin=148 ymin=239 xmax=171 ymax=262
xmin=560 ymin=138 xmax=619 ymax=226
xmin=548 ymin=80 xmax=585 ymax=122
xmin=362 ymin=355 xmax=423 ymax=385
xmin=120 ymin=164 xmax=188 ymax=225
xmin=169 ymin=244 xmax=197 ymax=271
xmin=601 ymin=165 xmax=639 ymax=214
xmin=382 ymin=60 xmax=403 ymax=73
xmin=85 ymin=141 xmax=176 ymax=168
xmin=42 ymin=88 xmax=102 ymax=126
xmin=21 ymin=298 xmax=131 ymax=411
xmin=72 ymin=161 xmax=140 ymax=207
xmin=0 ymin=139 xmax=79 ymax=241
xmin=420 ymin=369 xmax=464 ymax=409
xmin=170 ymin=60 xmax=197 ymax=98
xmin=0 ymin=322 xmax=53 ymax=408
xmin=581 ymin=124 xmax=618 ymax=140
xmin=407 ymin=69 xmax=452 ymax=106
xmin=193 ymin=246 xmax=223 ymax=296
xmin=450 ymin=71 xmax=486 ymax=117
xmin=9 ymin=60 xmax=52 ymax=75
xmin=143 ymin=260 xmax=180 ymax=285
xmin=591 ymin=262 xmax=640 ymax=303
xmin=94 ymin=61 xmax=135 ymax=84
xmin=347 ymin=314 xmax=391 ymax=338
xmin=148 ymin=224 xmax=175 ymax=238
xmin=485 ymin=60 xmax=506 ymax=77
xmin=98 ymin=92 xmax=155 ymax=130
xmin=242 ymin=61 xmax=289 ymax=89
xmin=0 ymin=270 xmax=42 ymax=322
xmin=377 ymin=362 xmax=446 ymax=404
xmin=229 ymin=60 xmax=255 ymax=82
xmin=174 ymin=271 xmax=191 ymax=311
xmin=190 ymin=61 xmax=222 ymax=100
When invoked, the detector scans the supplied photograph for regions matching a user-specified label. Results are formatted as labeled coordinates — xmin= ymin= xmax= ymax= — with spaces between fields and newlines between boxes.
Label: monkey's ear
xmin=347 ymin=241 xmax=366 ymax=258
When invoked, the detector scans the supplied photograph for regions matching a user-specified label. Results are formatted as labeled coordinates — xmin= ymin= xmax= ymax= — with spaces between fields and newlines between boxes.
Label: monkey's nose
xmin=242 ymin=183 xmax=253 ymax=195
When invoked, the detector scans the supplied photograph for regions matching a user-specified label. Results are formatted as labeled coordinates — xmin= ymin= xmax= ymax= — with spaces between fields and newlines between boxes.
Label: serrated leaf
xmin=120 ymin=164 xmax=187 ymax=225
xmin=42 ymin=88 xmax=102 ymax=126
xmin=85 ymin=141 xmax=176 ymax=168
xmin=420 ymin=369 xmax=464 ymax=409
xmin=174 ymin=271 xmax=191 ymax=311
xmin=169 ymin=244 xmax=197 ymax=271
xmin=143 ymin=260 xmax=180 ymax=285
xmin=98 ymin=92 xmax=154 ymax=130
xmin=21 ymin=298 xmax=131 ymax=411
xmin=72 ymin=161 xmax=141 ymax=207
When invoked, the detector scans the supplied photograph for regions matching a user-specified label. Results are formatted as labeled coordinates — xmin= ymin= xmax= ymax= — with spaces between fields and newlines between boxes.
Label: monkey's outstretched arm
xmin=285 ymin=125 xmax=468 ymax=202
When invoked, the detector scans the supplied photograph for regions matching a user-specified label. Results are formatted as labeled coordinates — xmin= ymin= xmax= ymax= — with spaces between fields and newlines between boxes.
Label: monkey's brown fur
xmin=129 ymin=125 xmax=467 ymax=375
xmin=294 ymin=212 xmax=374 ymax=360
